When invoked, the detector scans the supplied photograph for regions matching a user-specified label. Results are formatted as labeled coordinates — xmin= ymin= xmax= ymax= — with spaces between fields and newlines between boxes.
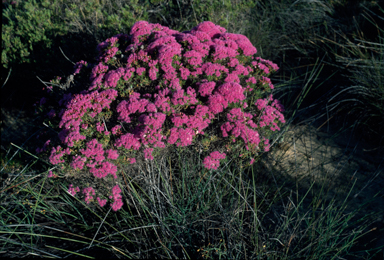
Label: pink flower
xmin=116 ymin=94 xmax=149 ymax=123
xmin=80 ymin=139 xmax=105 ymax=162
xmin=123 ymin=68 xmax=135 ymax=81
xmin=96 ymin=122 xmax=104 ymax=133
xmin=98 ymin=36 xmax=119 ymax=52
xmin=70 ymin=155 xmax=86 ymax=170
xmin=129 ymin=21 xmax=154 ymax=44
xmin=211 ymin=44 xmax=238 ymax=61
xmin=149 ymin=63 xmax=158 ymax=80
xmin=83 ymin=186 xmax=96 ymax=204
xmin=90 ymin=161 xmax=118 ymax=179
xmin=167 ymin=128 xmax=179 ymax=145
xmin=97 ymin=197 xmax=107 ymax=207
xmin=179 ymin=66 xmax=191 ymax=80
xmin=190 ymin=21 xmax=226 ymax=38
xmin=261 ymin=76 xmax=274 ymax=89
xmin=256 ymin=97 xmax=285 ymax=131
xmin=136 ymin=67 xmax=146 ymax=76
xmin=197 ymin=80 xmax=216 ymax=97
xmin=68 ymin=184 xmax=80 ymax=196
xmin=191 ymin=31 xmax=211 ymax=42
xmin=177 ymin=128 xmax=195 ymax=147
xmin=47 ymin=171 xmax=57 ymax=178
xmin=146 ymin=103 xmax=157 ymax=113
xmin=115 ymin=133 xmax=141 ymax=150
xmin=49 ymin=146 xmax=66 ymax=165
xmin=218 ymin=33 xmax=257 ymax=56
xmin=255 ymin=99 xmax=268 ymax=110
xmin=111 ymin=125 xmax=122 ymax=135
xmin=104 ymin=68 xmax=124 ymax=88
xmin=183 ymin=50 xmax=203 ymax=66
xmin=207 ymin=93 xmax=227 ymax=114
xmin=263 ymin=139 xmax=270 ymax=152
xmin=203 ymin=151 xmax=226 ymax=170
xmin=216 ymin=82 xmax=245 ymax=104
xmin=137 ymin=49 xmax=151 ymax=62
xmin=73 ymin=60 xmax=87 ymax=75
xmin=224 ymin=72 xmax=240 ymax=83
xmin=228 ymin=58 xmax=239 ymax=67
xmin=144 ymin=148 xmax=154 ymax=160
xmin=106 ymin=149 xmax=119 ymax=160
xmin=110 ymin=185 xmax=123 ymax=211
xmin=201 ymin=62 xmax=229 ymax=77
xmin=90 ymin=62 xmax=108 ymax=81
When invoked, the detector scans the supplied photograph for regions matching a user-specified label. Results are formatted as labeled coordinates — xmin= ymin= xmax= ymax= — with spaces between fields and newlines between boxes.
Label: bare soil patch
xmin=264 ymin=123 xmax=384 ymax=254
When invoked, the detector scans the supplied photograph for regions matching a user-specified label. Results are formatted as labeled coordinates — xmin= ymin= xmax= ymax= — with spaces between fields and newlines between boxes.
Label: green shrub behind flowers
xmin=38 ymin=21 xmax=285 ymax=211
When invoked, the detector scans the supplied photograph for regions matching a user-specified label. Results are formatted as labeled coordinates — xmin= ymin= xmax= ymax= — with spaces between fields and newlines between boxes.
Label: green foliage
xmin=2 ymin=0 xmax=66 ymax=68
xmin=59 ymin=0 xmax=149 ymax=42
xmin=146 ymin=0 xmax=255 ymax=33
xmin=2 ymin=0 xmax=256 ymax=69
xmin=1 ymin=0 xmax=148 ymax=69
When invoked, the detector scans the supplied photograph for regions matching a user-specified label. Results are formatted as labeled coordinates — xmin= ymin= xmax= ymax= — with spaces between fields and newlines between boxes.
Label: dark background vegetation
xmin=1 ymin=0 xmax=383 ymax=259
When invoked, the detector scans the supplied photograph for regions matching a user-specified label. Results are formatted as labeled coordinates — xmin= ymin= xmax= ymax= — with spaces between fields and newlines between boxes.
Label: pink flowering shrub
xmin=40 ymin=21 xmax=285 ymax=211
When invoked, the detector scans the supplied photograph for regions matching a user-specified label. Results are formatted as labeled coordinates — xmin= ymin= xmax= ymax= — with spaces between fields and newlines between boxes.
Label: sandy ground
xmin=264 ymin=123 xmax=384 ymax=254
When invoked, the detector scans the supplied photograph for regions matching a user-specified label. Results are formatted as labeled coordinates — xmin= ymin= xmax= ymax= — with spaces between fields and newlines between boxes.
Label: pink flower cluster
xmin=109 ymin=185 xmax=123 ymax=211
xmin=83 ymin=186 xmax=96 ymax=204
xmin=252 ymin=57 xmax=279 ymax=75
xmin=56 ymin=89 xmax=118 ymax=147
xmin=203 ymin=151 xmax=226 ymax=170
xmin=97 ymin=197 xmax=107 ymax=207
xmin=45 ymin=20 xmax=284 ymax=210
xmin=97 ymin=35 xmax=124 ymax=63
xmin=73 ymin=60 xmax=88 ymax=75
xmin=221 ymin=108 xmax=261 ymax=151
xmin=256 ymin=95 xmax=286 ymax=132
xmin=207 ymin=82 xmax=245 ymax=114
xmin=68 ymin=184 xmax=80 ymax=196
xmin=49 ymin=146 xmax=70 ymax=165
xmin=78 ymin=139 xmax=118 ymax=179
xmin=47 ymin=171 xmax=58 ymax=178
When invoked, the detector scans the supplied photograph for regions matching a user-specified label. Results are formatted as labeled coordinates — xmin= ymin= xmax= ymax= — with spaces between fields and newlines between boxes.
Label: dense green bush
xmin=2 ymin=0 xmax=66 ymax=68
xmin=2 ymin=0 xmax=255 ymax=70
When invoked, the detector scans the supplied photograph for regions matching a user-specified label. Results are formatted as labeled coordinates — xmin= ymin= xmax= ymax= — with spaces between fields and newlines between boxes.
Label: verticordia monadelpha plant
xmin=38 ymin=21 xmax=285 ymax=211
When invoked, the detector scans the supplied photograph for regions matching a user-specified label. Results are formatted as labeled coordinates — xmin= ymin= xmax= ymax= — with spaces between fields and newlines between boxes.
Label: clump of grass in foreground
xmin=1 ymin=137 xmax=378 ymax=259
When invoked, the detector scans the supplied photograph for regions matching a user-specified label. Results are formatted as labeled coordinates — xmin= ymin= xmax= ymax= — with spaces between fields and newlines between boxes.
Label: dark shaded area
xmin=268 ymin=0 xmax=384 ymax=150
xmin=1 ymin=32 xmax=99 ymax=109
xmin=1 ymin=31 xmax=100 ymax=156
